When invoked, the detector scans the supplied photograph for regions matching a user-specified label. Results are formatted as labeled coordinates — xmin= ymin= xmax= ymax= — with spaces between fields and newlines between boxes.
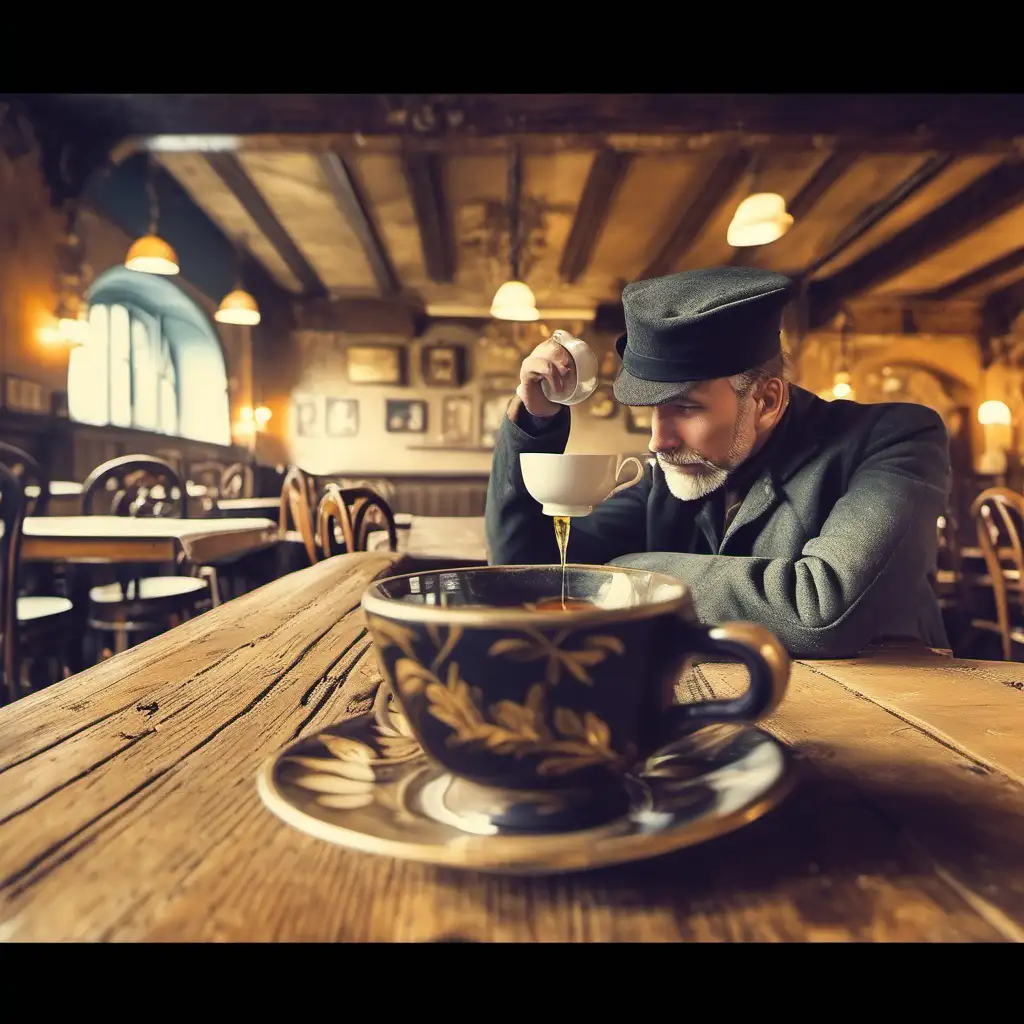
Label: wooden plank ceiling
xmin=25 ymin=94 xmax=1024 ymax=335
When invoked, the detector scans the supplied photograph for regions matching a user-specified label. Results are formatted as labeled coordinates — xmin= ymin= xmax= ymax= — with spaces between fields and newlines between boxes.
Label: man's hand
xmin=516 ymin=337 xmax=574 ymax=418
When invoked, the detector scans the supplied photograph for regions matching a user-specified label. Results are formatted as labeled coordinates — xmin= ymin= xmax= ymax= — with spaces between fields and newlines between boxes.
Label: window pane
xmin=159 ymin=345 xmax=178 ymax=435
xmin=160 ymin=378 xmax=178 ymax=435
xmin=109 ymin=305 xmax=132 ymax=427
xmin=68 ymin=304 xmax=110 ymax=425
xmin=131 ymin=317 xmax=157 ymax=430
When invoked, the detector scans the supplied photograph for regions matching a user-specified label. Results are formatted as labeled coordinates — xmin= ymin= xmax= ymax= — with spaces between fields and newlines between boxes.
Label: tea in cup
xmin=362 ymin=564 xmax=790 ymax=831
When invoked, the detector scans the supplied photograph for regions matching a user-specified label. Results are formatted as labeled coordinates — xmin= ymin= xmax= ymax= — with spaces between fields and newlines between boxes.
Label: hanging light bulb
xmin=978 ymin=400 xmax=1012 ymax=426
xmin=215 ymin=235 xmax=261 ymax=325
xmin=829 ymin=309 xmax=855 ymax=400
xmin=491 ymin=144 xmax=540 ymax=322
xmin=125 ymin=159 xmax=179 ymax=275
xmin=727 ymin=192 xmax=794 ymax=247
xmin=215 ymin=288 xmax=261 ymax=325
xmin=831 ymin=370 xmax=853 ymax=400
xmin=490 ymin=280 xmax=539 ymax=321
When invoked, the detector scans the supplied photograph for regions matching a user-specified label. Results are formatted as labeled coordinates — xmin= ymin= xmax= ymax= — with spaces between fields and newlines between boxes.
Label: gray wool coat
xmin=484 ymin=385 xmax=951 ymax=659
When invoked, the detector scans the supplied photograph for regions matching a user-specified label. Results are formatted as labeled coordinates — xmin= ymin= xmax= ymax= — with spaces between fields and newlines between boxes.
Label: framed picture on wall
xmin=422 ymin=345 xmax=467 ymax=387
xmin=386 ymin=398 xmax=428 ymax=433
xmin=346 ymin=345 xmax=407 ymax=385
xmin=480 ymin=392 xmax=513 ymax=448
xmin=292 ymin=393 xmax=320 ymax=438
xmin=625 ymin=406 xmax=653 ymax=434
xmin=325 ymin=397 xmax=359 ymax=437
xmin=441 ymin=395 xmax=474 ymax=445
xmin=3 ymin=374 xmax=45 ymax=414
xmin=588 ymin=384 xmax=617 ymax=419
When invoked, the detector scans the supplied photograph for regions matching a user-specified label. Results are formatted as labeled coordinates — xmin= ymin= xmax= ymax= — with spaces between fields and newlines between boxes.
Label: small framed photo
xmin=480 ymin=392 xmax=513 ymax=448
xmin=441 ymin=394 xmax=474 ymax=445
xmin=588 ymin=384 xmax=617 ymax=419
xmin=292 ymin=393 xmax=320 ymax=438
xmin=325 ymin=397 xmax=359 ymax=437
xmin=4 ymin=374 xmax=45 ymax=414
xmin=599 ymin=349 xmax=619 ymax=381
xmin=422 ymin=344 xmax=467 ymax=387
xmin=625 ymin=406 xmax=653 ymax=434
xmin=346 ymin=345 xmax=407 ymax=385
xmin=386 ymin=398 xmax=428 ymax=433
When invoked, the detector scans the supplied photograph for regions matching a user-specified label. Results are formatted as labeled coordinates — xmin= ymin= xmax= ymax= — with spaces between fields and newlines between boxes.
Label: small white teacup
xmin=519 ymin=453 xmax=646 ymax=516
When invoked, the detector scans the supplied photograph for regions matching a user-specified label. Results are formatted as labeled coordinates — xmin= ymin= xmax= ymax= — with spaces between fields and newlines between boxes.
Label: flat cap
xmin=612 ymin=266 xmax=795 ymax=406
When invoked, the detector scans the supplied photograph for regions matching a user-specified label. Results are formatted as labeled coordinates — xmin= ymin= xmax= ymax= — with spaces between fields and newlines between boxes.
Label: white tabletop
xmin=22 ymin=516 xmax=276 ymax=539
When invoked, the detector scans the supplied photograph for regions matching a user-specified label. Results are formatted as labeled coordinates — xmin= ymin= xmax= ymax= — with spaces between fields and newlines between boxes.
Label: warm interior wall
xmin=269 ymin=319 xmax=654 ymax=476
xmin=0 ymin=142 xmax=254 ymax=462
xmin=796 ymin=330 xmax=999 ymax=469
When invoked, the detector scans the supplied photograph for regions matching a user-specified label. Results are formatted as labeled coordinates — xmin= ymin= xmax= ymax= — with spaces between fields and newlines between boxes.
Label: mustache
xmin=655 ymin=448 xmax=723 ymax=472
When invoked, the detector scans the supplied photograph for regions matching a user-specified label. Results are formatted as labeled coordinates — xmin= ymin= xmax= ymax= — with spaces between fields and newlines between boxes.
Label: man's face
xmin=649 ymin=377 xmax=769 ymax=502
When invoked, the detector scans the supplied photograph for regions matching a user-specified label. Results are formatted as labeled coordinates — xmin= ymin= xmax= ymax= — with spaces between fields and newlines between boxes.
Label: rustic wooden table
xmin=1 ymin=551 xmax=1022 ymax=942
xmin=367 ymin=515 xmax=489 ymax=564
xmin=18 ymin=515 xmax=279 ymax=565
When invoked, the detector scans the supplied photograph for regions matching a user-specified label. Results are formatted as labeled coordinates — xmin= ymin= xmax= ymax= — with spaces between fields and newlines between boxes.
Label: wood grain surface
xmin=1 ymin=551 xmax=1021 ymax=942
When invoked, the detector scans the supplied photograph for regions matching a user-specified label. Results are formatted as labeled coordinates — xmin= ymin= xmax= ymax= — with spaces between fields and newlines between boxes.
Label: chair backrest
xmin=220 ymin=462 xmax=253 ymax=500
xmin=81 ymin=455 xmax=189 ymax=519
xmin=279 ymin=465 xmax=318 ymax=565
xmin=188 ymin=460 xmax=227 ymax=498
xmin=970 ymin=486 xmax=1024 ymax=659
xmin=316 ymin=483 xmax=356 ymax=558
xmin=0 ymin=462 xmax=27 ymax=704
xmin=0 ymin=441 xmax=49 ymax=517
xmin=344 ymin=487 xmax=398 ymax=553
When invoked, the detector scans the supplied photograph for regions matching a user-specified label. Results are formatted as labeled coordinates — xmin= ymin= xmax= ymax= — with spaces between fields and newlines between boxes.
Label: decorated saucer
xmin=256 ymin=694 xmax=797 ymax=875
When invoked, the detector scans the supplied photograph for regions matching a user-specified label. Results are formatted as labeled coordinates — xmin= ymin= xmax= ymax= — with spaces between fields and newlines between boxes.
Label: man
xmin=485 ymin=267 xmax=951 ymax=659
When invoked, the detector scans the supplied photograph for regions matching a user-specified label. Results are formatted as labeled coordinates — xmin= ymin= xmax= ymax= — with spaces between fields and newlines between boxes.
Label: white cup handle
xmin=608 ymin=456 xmax=645 ymax=499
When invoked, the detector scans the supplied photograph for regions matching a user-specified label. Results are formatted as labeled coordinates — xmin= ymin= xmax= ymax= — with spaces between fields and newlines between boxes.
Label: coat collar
xmin=716 ymin=385 xmax=827 ymax=551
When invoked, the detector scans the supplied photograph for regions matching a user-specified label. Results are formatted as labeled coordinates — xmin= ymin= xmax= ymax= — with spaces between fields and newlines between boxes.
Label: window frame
xmin=70 ymin=301 xmax=182 ymax=437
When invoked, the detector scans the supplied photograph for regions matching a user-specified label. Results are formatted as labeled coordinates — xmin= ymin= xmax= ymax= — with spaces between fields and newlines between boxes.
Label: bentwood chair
xmin=79 ymin=455 xmax=210 ymax=656
xmin=968 ymin=486 xmax=1024 ymax=660
xmin=0 ymin=462 xmax=74 ymax=703
xmin=316 ymin=484 xmax=357 ymax=558
xmin=0 ymin=441 xmax=50 ymax=517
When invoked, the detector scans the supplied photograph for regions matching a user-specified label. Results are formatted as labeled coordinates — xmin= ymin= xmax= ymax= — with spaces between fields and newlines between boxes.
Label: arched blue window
xmin=68 ymin=266 xmax=231 ymax=445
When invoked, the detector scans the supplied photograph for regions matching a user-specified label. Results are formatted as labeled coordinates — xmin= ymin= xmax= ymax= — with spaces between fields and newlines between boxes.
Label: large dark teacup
xmin=361 ymin=564 xmax=790 ymax=829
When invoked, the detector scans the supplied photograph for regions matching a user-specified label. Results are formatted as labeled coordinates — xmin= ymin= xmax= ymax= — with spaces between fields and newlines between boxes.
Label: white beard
xmin=659 ymin=462 xmax=730 ymax=501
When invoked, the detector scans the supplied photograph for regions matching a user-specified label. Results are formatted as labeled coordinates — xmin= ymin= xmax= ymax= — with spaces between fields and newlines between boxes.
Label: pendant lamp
xmin=125 ymin=159 xmax=179 ymax=276
xmin=726 ymin=153 xmax=794 ymax=248
xmin=490 ymin=145 xmax=539 ymax=321
xmin=215 ymin=236 xmax=261 ymax=326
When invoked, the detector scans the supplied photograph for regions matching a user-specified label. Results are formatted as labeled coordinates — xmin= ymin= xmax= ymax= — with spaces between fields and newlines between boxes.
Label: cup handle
xmin=663 ymin=620 xmax=790 ymax=735
xmin=608 ymin=456 xmax=645 ymax=498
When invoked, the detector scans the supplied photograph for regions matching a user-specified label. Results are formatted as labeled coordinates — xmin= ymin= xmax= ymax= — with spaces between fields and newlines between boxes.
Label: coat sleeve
xmin=609 ymin=403 xmax=951 ymax=658
xmin=485 ymin=398 xmax=649 ymax=566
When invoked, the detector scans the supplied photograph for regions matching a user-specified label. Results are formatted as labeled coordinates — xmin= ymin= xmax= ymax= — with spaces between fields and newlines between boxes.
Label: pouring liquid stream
xmin=553 ymin=515 xmax=571 ymax=609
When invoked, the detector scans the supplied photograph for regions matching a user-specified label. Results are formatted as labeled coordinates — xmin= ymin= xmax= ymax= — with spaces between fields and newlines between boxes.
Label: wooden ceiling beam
xmin=923 ymin=245 xmax=1024 ymax=300
xmin=204 ymin=152 xmax=327 ymax=297
xmin=559 ymin=149 xmax=633 ymax=284
xmin=807 ymin=157 xmax=1024 ymax=329
xmin=981 ymin=275 xmax=1024 ymax=341
xmin=640 ymin=148 xmax=753 ymax=280
xmin=318 ymin=151 xmax=400 ymax=296
xmin=401 ymin=152 xmax=456 ymax=284
xmin=731 ymin=149 xmax=861 ymax=267
xmin=27 ymin=94 xmax=1024 ymax=153
xmin=800 ymin=154 xmax=956 ymax=283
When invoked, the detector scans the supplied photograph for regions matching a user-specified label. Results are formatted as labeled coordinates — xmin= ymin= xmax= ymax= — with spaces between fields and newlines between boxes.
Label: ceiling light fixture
xmin=125 ymin=158 xmax=179 ymax=276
